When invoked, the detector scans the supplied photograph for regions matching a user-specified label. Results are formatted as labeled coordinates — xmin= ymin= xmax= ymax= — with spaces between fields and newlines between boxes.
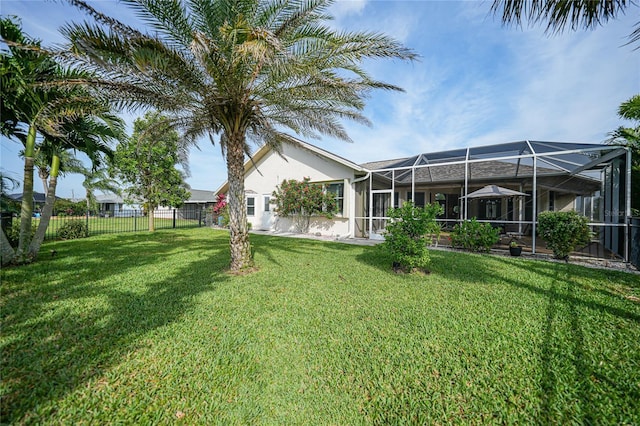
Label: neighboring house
xmin=154 ymin=189 xmax=217 ymax=220
xmin=8 ymin=192 xmax=58 ymax=214
xmin=215 ymin=139 xmax=631 ymax=259
xmin=95 ymin=193 xmax=140 ymax=216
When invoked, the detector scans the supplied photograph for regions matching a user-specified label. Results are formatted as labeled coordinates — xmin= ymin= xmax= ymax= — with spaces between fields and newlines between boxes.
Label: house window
xmin=407 ymin=191 xmax=425 ymax=207
xmin=394 ymin=192 xmax=399 ymax=208
xmin=325 ymin=182 xmax=344 ymax=215
xmin=549 ymin=191 xmax=556 ymax=211
xmin=247 ymin=197 xmax=255 ymax=216
xmin=264 ymin=195 xmax=270 ymax=212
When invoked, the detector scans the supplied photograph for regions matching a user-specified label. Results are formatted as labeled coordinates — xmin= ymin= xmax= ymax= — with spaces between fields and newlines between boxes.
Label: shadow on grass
xmin=357 ymin=245 xmax=640 ymax=422
xmin=480 ymin=255 xmax=640 ymax=423
xmin=0 ymin=229 xmax=230 ymax=423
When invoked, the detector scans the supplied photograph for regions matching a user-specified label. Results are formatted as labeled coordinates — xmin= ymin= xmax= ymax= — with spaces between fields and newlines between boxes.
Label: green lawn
xmin=1 ymin=228 xmax=639 ymax=424
xmin=38 ymin=215 xmax=201 ymax=239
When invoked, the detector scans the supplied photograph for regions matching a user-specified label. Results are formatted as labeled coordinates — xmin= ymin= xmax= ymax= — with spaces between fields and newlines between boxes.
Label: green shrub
xmin=6 ymin=220 xmax=37 ymax=248
xmin=537 ymin=210 xmax=592 ymax=260
xmin=57 ymin=220 xmax=89 ymax=240
xmin=380 ymin=201 xmax=443 ymax=272
xmin=449 ymin=218 xmax=500 ymax=252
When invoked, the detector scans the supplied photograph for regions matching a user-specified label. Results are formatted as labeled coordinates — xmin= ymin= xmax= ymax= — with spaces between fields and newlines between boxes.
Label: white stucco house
xmin=215 ymin=139 xmax=369 ymax=238
xmin=215 ymin=138 xmax=632 ymax=260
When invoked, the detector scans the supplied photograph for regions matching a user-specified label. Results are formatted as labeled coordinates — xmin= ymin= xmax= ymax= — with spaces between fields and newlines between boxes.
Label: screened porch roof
xmin=361 ymin=140 xmax=627 ymax=184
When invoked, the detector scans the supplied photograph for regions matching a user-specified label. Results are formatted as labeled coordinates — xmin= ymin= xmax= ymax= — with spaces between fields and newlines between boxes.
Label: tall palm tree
xmin=1 ymin=17 xmax=123 ymax=263
xmin=63 ymin=0 xmax=416 ymax=271
xmin=27 ymin=113 xmax=124 ymax=258
xmin=491 ymin=0 xmax=640 ymax=45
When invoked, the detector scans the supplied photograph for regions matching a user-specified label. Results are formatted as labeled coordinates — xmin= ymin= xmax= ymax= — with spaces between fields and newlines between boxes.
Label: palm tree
xmin=491 ymin=0 xmax=640 ymax=45
xmin=27 ymin=113 xmax=124 ymax=258
xmin=79 ymin=167 xmax=122 ymax=215
xmin=1 ymin=17 xmax=123 ymax=263
xmin=63 ymin=0 xmax=416 ymax=271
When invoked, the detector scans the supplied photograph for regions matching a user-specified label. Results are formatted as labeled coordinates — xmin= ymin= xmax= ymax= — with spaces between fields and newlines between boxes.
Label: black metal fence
xmin=42 ymin=208 xmax=207 ymax=240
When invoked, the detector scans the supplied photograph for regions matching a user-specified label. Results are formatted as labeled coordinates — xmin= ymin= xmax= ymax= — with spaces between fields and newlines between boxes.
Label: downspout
xmin=350 ymin=172 xmax=371 ymax=239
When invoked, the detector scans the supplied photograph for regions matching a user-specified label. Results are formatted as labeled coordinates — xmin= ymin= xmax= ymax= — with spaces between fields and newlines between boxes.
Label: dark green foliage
xmin=6 ymin=220 xmax=36 ymax=248
xmin=57 ymin=219 xmax=88 ymax=240
xmin=538 ymin=211 xmax=592 ymax=259
xmin=54 ymin=199 xmax=87 ymax=216
xmin=450 ymin=218 xmax=500 ymax=252
xmin=380 ymin=201 xmax=443 ymax=271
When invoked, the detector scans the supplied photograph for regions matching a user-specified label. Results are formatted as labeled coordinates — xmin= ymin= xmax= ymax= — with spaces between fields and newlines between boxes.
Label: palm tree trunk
xmin=1 ymin=227 xmax=16 ymax=266
xmin=29 ymin=153 xmax=60 ymax=258
xmin=16 ymin=123 xmax=37 ymax=262
xmin=226 ymin=132 xmax=253 ymax=271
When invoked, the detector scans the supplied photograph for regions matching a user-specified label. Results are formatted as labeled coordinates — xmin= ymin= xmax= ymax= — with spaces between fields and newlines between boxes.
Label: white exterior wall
xmin=243 ymin=143 xmax=357 ymax=237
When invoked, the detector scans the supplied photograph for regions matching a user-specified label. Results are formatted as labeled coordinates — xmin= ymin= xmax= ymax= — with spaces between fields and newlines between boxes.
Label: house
xmin=95 ymin=193 xmax=140 ymax=216
xmin=97 ymin=190 xmax=216 ymax=219
xmin=215 ymin=139 xmax=631 ymax=260
xmin=154 ymin=189 xmax=217 ymax=220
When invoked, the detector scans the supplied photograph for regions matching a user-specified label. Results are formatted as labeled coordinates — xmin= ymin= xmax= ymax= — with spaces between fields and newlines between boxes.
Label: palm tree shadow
xmin=1 ymin=232 xmax=230 ymax=423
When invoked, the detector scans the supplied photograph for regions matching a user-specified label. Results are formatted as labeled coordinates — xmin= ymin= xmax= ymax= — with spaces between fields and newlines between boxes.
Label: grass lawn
xmin=1 ymin=228 xmax=639 ymax=424
xmin=39 ymin=216 xmax=200 ymax=240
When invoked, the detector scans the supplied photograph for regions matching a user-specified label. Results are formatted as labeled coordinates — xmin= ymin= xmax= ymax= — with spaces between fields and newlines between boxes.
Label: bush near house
xmin=381 ymin=201 xmax=443 ymax=272
xmin=450 ymin=218 xmax=500 ymax=252
xmin=538 ymin=210 xmax=592 ymax=260
xmin=271 ymin=178 xmax=337 ymax=233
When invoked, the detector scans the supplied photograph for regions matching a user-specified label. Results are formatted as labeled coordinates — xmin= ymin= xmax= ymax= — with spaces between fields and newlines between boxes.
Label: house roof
xmin=7 ymin=192 xmax=57 ymax=203
xmin=187 ymin=189 xmax=216 ymax=203
xmin=214 ymin=138 xmax=367 ymax=194
xmin=362 ymin=140 xmax=626 ymax=185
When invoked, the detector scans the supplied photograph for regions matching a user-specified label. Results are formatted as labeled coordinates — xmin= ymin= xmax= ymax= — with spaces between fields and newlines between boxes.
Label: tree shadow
xmin=1 ymin=230 xmax=230 ymax=423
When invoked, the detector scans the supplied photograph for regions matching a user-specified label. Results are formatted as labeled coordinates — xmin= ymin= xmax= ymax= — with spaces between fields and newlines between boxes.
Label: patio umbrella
xmin=461 ymin=185 xmax=528 ymax=199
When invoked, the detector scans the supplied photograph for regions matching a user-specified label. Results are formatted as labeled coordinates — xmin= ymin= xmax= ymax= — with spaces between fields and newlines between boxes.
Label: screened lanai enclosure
xmin=354 ymin=141 xmax=632 ymax=261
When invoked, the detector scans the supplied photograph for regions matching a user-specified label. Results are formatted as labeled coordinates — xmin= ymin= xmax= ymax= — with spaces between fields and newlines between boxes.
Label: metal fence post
xmin=86 ymin=210 xmax=90 ymax=236
xmin=173 ymin=209 xmax=176 ymax=229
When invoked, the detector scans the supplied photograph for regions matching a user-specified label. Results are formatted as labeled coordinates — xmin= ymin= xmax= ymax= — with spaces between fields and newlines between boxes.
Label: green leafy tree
xmin=538 ymin=210 xmax=592 ymax=260
xmin=79 ymin=167 xmax=122 ymax=215
xmin=491 ymin=0 xmax=640 ymax=46
xmin=608 ymin=94 xmax=640 ymax=215
xmin=380 ymin=201 xmax=443 ymax=272
xmin=271 ymin=177 xmax=338 ymax=233
xmin=63 ymin=0 xmax=416 ymax=272
xmin=113 ymin=111 xmax=190 ymax=232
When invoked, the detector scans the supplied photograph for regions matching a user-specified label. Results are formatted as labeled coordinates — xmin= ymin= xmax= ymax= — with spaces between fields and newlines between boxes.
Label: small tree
xmin=538 ymin=211 xmax=592 ymax=260
xmin=381 ymin=201 xmax=443 ymax=272
xmin=271 ymin=178 xmax=338 ymax=233
xmin=212 ymin=193 xmax=229 ymax=227
xmin=112 ymin=111 xmax=190 ymax=232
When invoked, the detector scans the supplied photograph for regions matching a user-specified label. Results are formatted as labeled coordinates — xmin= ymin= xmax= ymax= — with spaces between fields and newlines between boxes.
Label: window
xmin=325 ymin=182 xmax=344 ymax=215
xmin=264 ymin=195 xmax=270 ymax=212
xmin=407 ymin=191 xmax=425 ymax=207
xmin=394 ymin=192 xmax=399 ymax=208
xmin=247 ymin=197 xmax=255 ymax=216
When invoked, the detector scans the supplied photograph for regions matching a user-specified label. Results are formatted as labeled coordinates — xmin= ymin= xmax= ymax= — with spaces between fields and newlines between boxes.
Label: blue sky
xmin=1 ymin=0 xmax=638 ymax=199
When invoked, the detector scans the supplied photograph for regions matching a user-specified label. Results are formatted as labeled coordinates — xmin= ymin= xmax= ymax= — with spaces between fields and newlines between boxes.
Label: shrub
xmin=272 ymin=178 xmax=338 ymax=233
xmin=537 ymin=210 xmax=592 ymax=260
xmin=380 ymin=201 xmax=443 ymax=272
xmin=6 ymin=220 xmax=37 ymax=248
xmin=450 ymin=218 xmax=500 ymax=252
xmin=57 ymin=220 xmax=89 ymax=240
